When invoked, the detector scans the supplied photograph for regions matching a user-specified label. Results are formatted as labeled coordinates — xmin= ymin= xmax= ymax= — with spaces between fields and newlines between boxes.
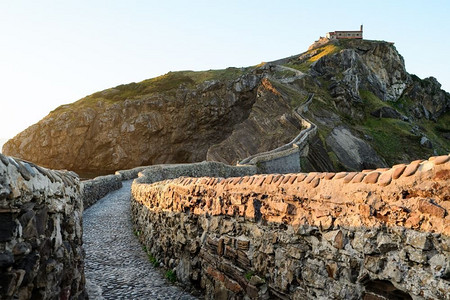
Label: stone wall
xmin=238 ymin=94 xmax=317 ymax=174
xmin=81 ymin=161 xmax=256 ymax=210
xmin=134 ymin=161 xmax=257 ymax=185
xmin=131 ymin=155 xmax=450 ymax=299
xmin=81 ymin=165 xmax=158 ymax=209
xmin=251 ymin=146 xmax=301 ymax=174
xmin=115 ymin=166 xmax=149 ymax=181
xmin=81 ymin=174 xmax=122 ymax=209
xmin=0 ymin=154 xmax=86 ymax=299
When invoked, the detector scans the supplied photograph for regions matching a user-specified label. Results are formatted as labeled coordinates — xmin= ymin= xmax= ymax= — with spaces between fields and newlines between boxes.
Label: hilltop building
xmin=326 ymin=25 xmax=363 ymax=40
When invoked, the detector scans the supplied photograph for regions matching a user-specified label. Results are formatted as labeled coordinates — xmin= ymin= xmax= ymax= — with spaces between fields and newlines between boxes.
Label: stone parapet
xmin=238 ymin=94 xmax=317 ymax=174
xmin=0 ymin=154 xmax=86 ymax=299
xmin=131 ymin=155 xmax=450 ymax=299
xmin=115 ymin=166 xmax=149 ymax=181
xmin=81 ymin=174 xmax=122 ymax=209
xmin=135 ymin=161 xmax=257 ymax=185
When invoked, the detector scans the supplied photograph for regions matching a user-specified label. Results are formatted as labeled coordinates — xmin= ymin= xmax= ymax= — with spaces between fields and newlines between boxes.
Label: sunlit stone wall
xmin=132 ymin=155 xmax=450 ymax=299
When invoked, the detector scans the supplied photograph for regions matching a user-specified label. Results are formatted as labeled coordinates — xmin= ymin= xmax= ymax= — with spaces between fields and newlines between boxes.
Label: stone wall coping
xmin=140 ymin=154 xmax=449 ymax=192
xmin=132 ymin=154 xmax=450 ymax=235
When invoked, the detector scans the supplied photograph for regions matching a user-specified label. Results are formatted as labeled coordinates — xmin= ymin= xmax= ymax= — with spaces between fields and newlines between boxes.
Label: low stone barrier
xmin=131 ymin=155 xmax=450 ymax=299
xmin=115 ymin=166 xmax=149 ymax=181
xmin=81 ymin=174 xmax=122 ymax=209
xmin=81 ymin=161 xmax=256 ymax=209
xmin=0 ymin=154 xmax=86 ymax=299
xmin=238 ymin=93 xmax=317 ymax=174
xmin=134 ymin=161 xmax=257 ymax=184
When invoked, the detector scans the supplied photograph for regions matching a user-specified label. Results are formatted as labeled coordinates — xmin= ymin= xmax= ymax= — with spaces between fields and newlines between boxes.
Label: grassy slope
xmin=284 ymin=43 xmax=342 ymax=73
xmin=51 ymin=67 xmax=252 ymax=114
xmin=358 ymin=90 xmax=449 ymax=164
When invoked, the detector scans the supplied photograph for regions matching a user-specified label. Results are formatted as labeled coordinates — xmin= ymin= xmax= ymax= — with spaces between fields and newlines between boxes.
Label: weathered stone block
xmin=382 ymin=261 xmax=405 ymax=283
xmin=0 ymin=212 xmax=16 ymax=242
xmin=323 ymin=230 xmax=344 ymax=249
xmin=405 ymin=247 xmax=427 ymax=264
xmin=236 ymin=239 xmax=250 ymax=251
xmin=406 ymin=231 xmax=431 ymax=250
xmin=0 ymin=251 xmax=14 ymax=268
xmin=429 ymin=254 xmax=450 ymax=278
xmin=377 ymin=233 xmax=398 ymax=253
xmin=418 ymin=199 xmax=446 ymax=218
xmin=364 ymin=255 xmax=385 ymax=273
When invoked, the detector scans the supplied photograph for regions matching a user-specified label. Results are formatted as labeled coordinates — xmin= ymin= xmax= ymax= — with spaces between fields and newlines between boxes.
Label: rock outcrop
xmin=326 ymin=126 xmax=387 ymax=170
xmin=3 ymin=40 xmax=450 ymax=175
xmin=3 ymin=71 xmax=263 ymax=176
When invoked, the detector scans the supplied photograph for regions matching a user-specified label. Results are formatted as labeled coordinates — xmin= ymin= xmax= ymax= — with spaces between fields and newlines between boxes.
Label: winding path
xmin=238 ymin=93 xmax=317 ymax=165
xmin=83 ymin=180 xmax=197 ymax=300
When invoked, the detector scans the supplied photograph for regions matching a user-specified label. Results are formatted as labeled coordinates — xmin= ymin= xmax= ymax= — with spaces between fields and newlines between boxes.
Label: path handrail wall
xmin=238 ymin=93 xmax=317 ymax=168
xmin=0 ymin=154 xmax=86 ymax=299
xmin=131 ymin=154 xmax=450 ymax=299
xmin=134 ymin=161 xmax=257 ymax=184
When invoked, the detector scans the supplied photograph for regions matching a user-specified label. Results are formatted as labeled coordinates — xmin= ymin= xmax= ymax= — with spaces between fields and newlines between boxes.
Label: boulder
xmin=326 ymin=126 xmax=387 ymax=170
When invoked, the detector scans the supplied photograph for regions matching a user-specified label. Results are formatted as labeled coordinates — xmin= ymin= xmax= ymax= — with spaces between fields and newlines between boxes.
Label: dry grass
xmin=309 ymin=44 xmax=341 ymax=62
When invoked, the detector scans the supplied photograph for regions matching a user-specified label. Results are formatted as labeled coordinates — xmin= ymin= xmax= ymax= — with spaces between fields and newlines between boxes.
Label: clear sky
xmin=0 ymin=0 xmax=449 ymax=146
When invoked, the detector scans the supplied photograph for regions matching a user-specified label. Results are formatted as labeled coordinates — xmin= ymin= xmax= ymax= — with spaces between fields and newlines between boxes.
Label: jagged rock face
xmin=404 ymin=76 xmax=450 ymax=120
xmin=3 ymin=40 xmax=450 ymax=175
xmin=311 ymin=41 xmax=410 ymax=118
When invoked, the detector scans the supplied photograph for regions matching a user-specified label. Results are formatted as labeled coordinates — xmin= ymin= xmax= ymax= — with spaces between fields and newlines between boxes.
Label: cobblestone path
xmin=83 ymin=180 xmax=197 ymax=300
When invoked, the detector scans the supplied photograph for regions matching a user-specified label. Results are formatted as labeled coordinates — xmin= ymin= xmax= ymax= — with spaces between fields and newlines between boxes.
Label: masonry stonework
xmin=0 ymin=154 xmax=86 ymax=300
xmin=131 ymin=155 xmax=450 ymax=299
xmin=81 ymin=174 xmax=122 ymax=209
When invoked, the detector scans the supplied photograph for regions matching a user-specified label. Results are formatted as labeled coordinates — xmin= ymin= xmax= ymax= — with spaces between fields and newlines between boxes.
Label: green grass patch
xmin=245 ymin=271 xmax=254 ymax=281
xmin=327 ymin=151 xmax=345 ymax=171
xmin=317 ymin=126 xmax=333 ymax=144
xmin=359 ymin=89 xmax=450 ymax=157
xmin=273 ymin=68 xmax=298 ymax=79
xmin=186 ymin=67 xmax=252 ymax=84
xmin=165 ymin=270 xmax=177 ymax=283
xmin=391 ymin=95 xmax=415 ymax=114
xmin=283 ymin=62 xmax=311 ymax=73
xmin=309 ymin=44 xmax=341 ymax=62
xmin=143 ymin=246 xmax=160 ymax=267
xmin=283 ymin=43 xmax=342 ymax=73
xmin=359 ymin=89 xmax=387 ymax=114
xmin=361 ymin=118 xmax=432 ymax=164
xmin=270 ymin=80 xmax=307 ymax=108
xmin=417 ymin=112 xmax=450 ymax=155
xmin=146 ymin=252 xmax=159 ymax=268
xmin=433 ymin=111 xmax=450 ymax=133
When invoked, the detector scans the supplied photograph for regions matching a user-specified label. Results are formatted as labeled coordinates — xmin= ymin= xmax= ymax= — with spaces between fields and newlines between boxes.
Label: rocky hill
xmin=0 ymin=138 xmax=7 ymax=153
xmin=3 ymin=39 xmax=450 ymax=176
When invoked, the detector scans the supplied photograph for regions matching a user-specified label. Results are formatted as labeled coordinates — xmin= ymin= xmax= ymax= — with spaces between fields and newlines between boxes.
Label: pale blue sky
xmin=0 ymin=0 xmax=449 ymax=145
